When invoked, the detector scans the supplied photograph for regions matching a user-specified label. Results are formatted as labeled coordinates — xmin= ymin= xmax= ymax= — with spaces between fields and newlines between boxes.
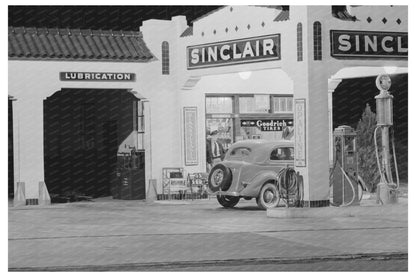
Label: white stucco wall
xmin=174 ymin=5 xmax=408 ymax=203
xmin=8 ymin=57 xmax=180 ymax=198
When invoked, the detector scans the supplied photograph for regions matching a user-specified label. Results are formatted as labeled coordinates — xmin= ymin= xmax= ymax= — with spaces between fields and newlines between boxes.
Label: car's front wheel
xmin=217 ymin=195 xmax=240 ymax=208
xmin=256 ymin=183 xmax=280 ymax=210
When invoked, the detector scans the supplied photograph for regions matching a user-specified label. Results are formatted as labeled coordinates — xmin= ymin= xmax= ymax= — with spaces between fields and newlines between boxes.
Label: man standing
xmin=206 ymin=130 xmax=225 ymax=172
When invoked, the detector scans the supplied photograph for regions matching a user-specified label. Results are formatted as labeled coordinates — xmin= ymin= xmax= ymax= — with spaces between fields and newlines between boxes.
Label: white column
xmin=143 ymin=100 xmax=153 ymax=193
xmin=13 ymin=98 xmax=45 ymax=199
xmin=328 ymin=79 xmax=342 ymax=167
xmin=290 ymin=67 xmax=333 ymax=206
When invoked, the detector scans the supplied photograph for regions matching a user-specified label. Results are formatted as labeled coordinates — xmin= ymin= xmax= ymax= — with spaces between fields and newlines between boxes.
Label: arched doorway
xmin=331 ymin=73 xmax=408 ymax=189
xmin=327 ymin=65 xmax=407 ymax=193
xmin=43 ymin=88 xmax=146 ymax=199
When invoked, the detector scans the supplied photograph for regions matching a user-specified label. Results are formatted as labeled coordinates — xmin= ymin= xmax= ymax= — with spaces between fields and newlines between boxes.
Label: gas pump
xmin=113 ymin=148 xmax=146 ymax=200
xmin=374 ymin=74 xmax=399 ymax=204
xmin=332 ymin=125 xmax=361 ymax=206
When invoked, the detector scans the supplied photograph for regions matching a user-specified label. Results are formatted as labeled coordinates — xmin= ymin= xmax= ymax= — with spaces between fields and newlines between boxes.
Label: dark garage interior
xmin=43 ymin=88 xmax=145 ymax=200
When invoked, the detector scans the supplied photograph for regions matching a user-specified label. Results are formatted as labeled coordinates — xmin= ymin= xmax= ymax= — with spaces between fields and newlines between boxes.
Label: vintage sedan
xmin=208 ymin=139 xmax=294 ymax=209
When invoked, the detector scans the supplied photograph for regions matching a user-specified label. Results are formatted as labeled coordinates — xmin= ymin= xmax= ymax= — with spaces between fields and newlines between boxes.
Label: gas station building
xmin=8 ymin=5 xmax=408 ymax=205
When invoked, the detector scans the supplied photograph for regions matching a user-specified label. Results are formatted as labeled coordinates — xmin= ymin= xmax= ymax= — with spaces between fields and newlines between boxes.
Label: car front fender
xmin=238 ymin=171 xmax=278 ymax=197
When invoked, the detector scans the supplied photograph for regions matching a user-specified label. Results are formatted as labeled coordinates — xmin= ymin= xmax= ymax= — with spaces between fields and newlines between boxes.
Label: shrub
xmin=356 ymin=104 xmax=381 ymax=192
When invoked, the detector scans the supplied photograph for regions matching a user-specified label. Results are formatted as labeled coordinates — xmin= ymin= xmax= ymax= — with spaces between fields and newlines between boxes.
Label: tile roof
xmin=8 ymin=27 xmax=154 ymax=62
xmin=332 ymin=6 xmax=358 ymax=21
xmin=180 ymin=26 xmax=193 ymax=37
xmin=274 ymin=7 xmax=290 ymax=22
xmin=255 ymin=5 xmax=285 ymax=10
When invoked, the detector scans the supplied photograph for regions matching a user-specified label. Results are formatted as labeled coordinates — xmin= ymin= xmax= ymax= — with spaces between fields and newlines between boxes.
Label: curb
xmin=267 ymin=204 xmax=408 ymax=218
xmin=9 ymin=252 xmax=407 ymax=271
xmin=8 ymin=198 xmax=217 ymax=210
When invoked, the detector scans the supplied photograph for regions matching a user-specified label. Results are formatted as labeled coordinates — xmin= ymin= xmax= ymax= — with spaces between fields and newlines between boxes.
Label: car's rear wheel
xmin=217 ymin=195 xmax=240 ymax=208
xmin=208 ymin=164 xmax=232 ymax=192
xmin=256 ymin=183 xmax=280 ymax=210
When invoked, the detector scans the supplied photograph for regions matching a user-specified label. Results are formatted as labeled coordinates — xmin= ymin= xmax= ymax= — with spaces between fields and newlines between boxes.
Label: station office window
xmin=205 ymin=95 xmax=294 ymax=152
xmin=239 ymin=96 xmax=270 ymax=113
xmin=205 ymin=96 xmax=233 ymax=113
xmin=273 ymin=96 xmax=293 ymax=113
xmin=162 ymin=41 xmax=170 ymax=75
xmin=205 ymin=96 xmax=234 ymax=152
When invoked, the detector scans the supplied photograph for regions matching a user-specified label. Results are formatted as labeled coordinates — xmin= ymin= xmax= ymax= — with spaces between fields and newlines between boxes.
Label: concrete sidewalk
xmin=8 ymin=196 xmax=408 ymax=271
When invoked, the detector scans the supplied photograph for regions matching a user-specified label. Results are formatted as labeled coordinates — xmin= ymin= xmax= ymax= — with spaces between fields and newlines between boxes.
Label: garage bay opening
xmin=43 ymin=88 xmax=145 ymax=201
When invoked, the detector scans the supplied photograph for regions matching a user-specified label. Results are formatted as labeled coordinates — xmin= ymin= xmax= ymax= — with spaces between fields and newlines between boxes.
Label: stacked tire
xmin=208 ymin=164 xmax=232 ymax=192
xmin=208 ymin=164 xmax=239 ymax=208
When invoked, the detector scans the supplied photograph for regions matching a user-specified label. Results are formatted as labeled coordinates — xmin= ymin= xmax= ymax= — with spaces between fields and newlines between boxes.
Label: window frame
xmin=297 ymin=22 xmax=303 ymax=61
xmin=272 ymin=96 xmax=294 ymax=114
xmin=205 ymin=96 xmax=234 ymax=114
xmin=313 ymin=21 xmax=322 ymax=61
xmin=162 ymin=41 xmax=170 ymax=75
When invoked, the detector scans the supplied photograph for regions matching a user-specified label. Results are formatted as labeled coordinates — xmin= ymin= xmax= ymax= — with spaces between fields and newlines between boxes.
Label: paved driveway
xmin=8 ymin=198 xmax=408 ymax=270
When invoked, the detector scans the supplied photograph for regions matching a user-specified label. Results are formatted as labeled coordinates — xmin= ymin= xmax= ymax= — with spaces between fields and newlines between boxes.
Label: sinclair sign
xmin=330 ymin=30 xmax=407 ymax=59
xmin=187 ymin=34 xmax=281 ymax=69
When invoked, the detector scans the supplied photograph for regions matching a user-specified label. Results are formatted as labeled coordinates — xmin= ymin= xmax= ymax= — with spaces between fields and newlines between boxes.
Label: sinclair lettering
xmin=187 ymin=34 xmax=281 ymax=69
xmin=330 ymin=30 xmax=407 ymax=58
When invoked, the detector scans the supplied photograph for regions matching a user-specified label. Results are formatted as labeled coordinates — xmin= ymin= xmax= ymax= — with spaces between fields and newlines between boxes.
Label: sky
xmin=8 ymin=6 xmax=222 ymax=30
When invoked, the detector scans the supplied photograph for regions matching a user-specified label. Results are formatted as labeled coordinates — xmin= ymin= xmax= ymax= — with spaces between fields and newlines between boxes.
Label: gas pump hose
xmin=338 ymin=166 xmax=357 ymax=206
xmin=374 ymin=126 xmax=387 ymax=184
xmin=277 ymin=167 xmax=303 ymax=206
xmin=373 ymin=126 xmax=400 ymax=190
xmin=391 ymin=128 xmax=400 ymax=190
xmin=329 ymin=142 xmax=358 ymax=207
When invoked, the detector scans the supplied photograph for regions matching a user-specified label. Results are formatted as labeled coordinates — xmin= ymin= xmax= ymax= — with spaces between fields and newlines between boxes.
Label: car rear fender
xmin=239 ymin=171 xmax=278 ymax=197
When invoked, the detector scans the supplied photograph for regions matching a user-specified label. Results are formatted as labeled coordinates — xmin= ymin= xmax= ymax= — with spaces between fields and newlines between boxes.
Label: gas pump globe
xmin=332 ymin=125 xmax=360 ymax=206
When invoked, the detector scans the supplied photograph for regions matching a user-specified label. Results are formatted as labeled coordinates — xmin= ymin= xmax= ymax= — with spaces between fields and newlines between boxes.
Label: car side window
xmin=229 ymin=147 xmax=251 ymax=159
xmin=270 ymin=147 xmax=294 ymax=161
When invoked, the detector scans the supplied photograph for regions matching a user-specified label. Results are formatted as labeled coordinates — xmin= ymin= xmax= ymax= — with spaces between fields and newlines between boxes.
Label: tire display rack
xmin=157 ymin=168 xmax=209 ymax=200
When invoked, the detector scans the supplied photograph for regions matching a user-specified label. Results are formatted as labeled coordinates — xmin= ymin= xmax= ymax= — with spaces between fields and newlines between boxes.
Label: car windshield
xmin=228 ymin=147 xmax=251 ymax=160
xmin=270 ymin=147 xmax=294 ymax=160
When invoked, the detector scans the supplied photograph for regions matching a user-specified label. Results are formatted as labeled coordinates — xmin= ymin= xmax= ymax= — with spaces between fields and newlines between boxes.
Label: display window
xmin=206 ymin=118 xmax=234 ymax=150
xmin=205 ymin=94 xmax=294 ymax=172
